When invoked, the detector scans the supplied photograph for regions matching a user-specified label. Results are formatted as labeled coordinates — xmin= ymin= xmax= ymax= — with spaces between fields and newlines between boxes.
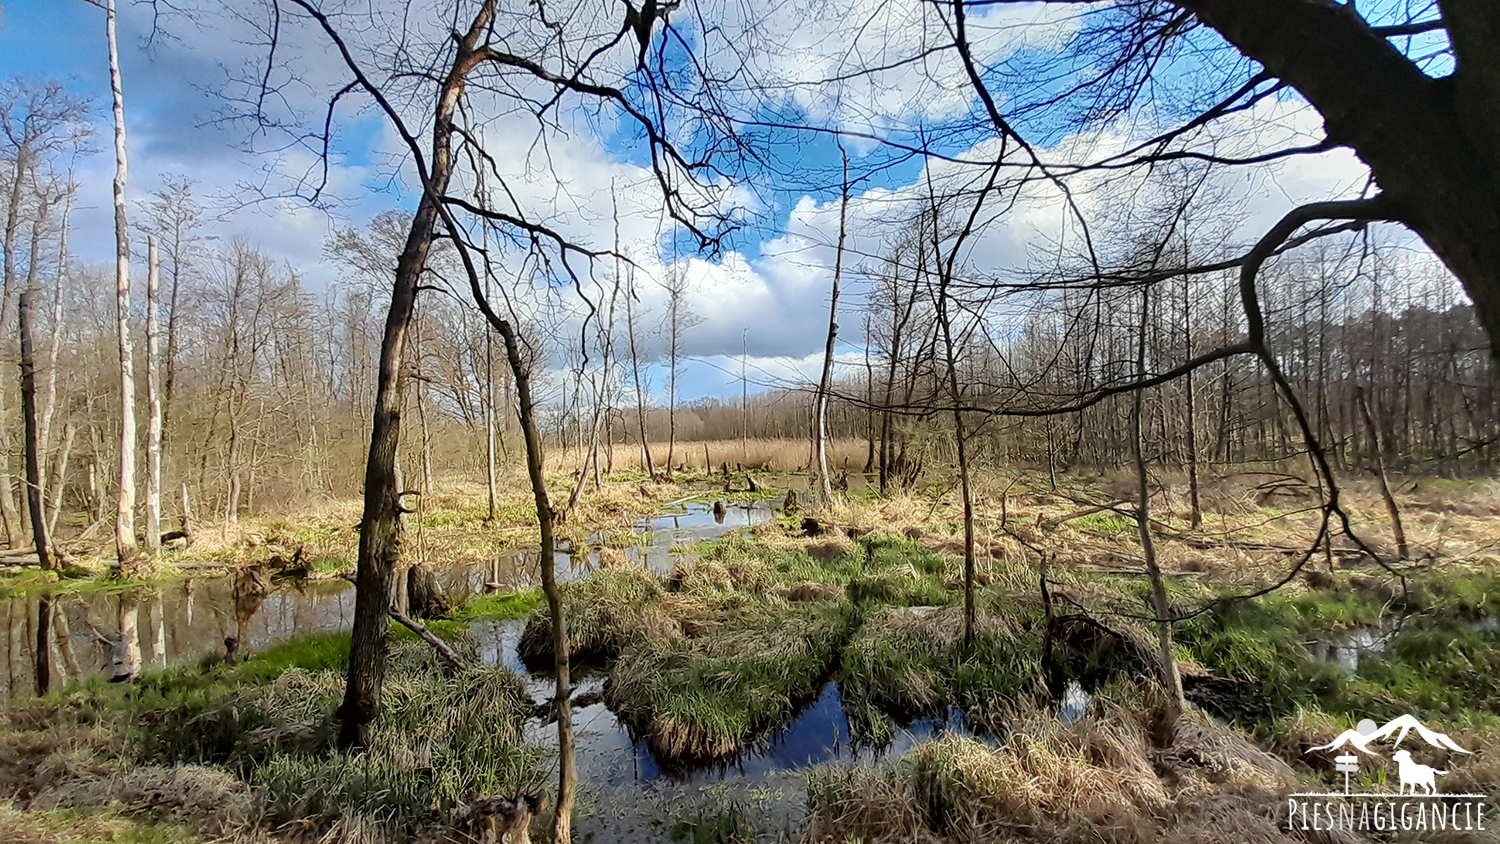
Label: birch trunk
xmin=145 ymin=236 xmax=162 ymax=557
xmin=107 ymin=0 xmax=139 ymax=570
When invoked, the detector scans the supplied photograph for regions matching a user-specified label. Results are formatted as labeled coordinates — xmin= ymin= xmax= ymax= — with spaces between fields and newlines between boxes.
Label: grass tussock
xmin=605 ymin=601 xmax=857 ymax=760
xmin=806 ymin=689 xmax=1305 ymax=844
xmin=838 ymin=604 xmax=1045 ymax=742
xmin=2 ymin=639 xmax=540 ymax=844
xmin=517 ymin=566 xmax=681 ymax=665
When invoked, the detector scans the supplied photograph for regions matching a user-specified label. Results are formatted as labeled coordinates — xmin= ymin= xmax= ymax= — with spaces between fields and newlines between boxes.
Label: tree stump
xmin=407 ymin=565 xmax=448 ymax=618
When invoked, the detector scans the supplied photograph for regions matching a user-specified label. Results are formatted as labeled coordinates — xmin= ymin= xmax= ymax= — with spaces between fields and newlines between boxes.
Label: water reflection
xmin=4 ymin=499 xmax=778 ymax=697
xmin=2 ymin=578 xmax=361 ymax=697
xmin=472 ymin=617 xmax=976 ymax=788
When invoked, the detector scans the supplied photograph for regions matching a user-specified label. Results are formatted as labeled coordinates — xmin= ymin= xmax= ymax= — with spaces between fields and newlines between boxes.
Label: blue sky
xmin=0 ymin=0 xmax=1391 ymax=404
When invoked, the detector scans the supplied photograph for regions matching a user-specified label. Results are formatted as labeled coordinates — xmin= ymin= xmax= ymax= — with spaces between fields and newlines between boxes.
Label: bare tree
xmin=104 ymin=0 xmax=139 ymax=571
xmin=1130 ymin=284 xmax=1186 ymax=737
xmin=144 ymin=177 xmax=203 ymax=436
xmin=0 ymin=80 xmax=87 ymax=548
xmin=625 ymin=263 xmax=658 ymax=481
xmin=661 ymin=266 xmax=699 ymax=476
xmin=813 ymin=151 xmax=849 ymax=504
xmin=19 ymin=212 xmax=53 ymax=573
xmin=145 ymin=236 xmax=162 ymax=557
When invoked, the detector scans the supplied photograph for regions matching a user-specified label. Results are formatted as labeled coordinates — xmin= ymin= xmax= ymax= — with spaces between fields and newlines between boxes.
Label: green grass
xmin=1071 ymin=512 xmax=1137 ymax=535
xmin=1176 ymin=567 xmax=1500 ymax=729
xmin=451 ymin=587 xmax=545 ymax=621
xmin=605 ymin=600 xmax=858 ymax=759
xmin=0 ymin=806 xmax=200 ymax=844
xmin=847 ymin=534 xmax=958 ymax=608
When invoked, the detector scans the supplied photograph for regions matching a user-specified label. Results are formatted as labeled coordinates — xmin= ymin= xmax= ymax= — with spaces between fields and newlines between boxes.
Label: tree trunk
xmin=1357 ymin=387 xmax=1409 ymax=559
xmin=1182 ymin=268 xmax=1201 ymax=529
xmin=179 ymin=482 xmax=192 ymax=540
xmin=107 ymin=0 xmax=139 ymax=571
xmin=625 ymin=268 xmax=657 ymax=481
xmin=39 ymin=185 xmax=71 ymax=465
xmin=20 ymin=278 xmax=52 ymax=573
xmin=863 ymin=313 xmax=876 ymax=474
xmin=933 ymin=239 xmax=976 ymax=650
xmin=666 ymin=290 xmax=679 ymax=477
xmin=0 ymin=131 xmax=26 ymax=547
xmin=334 ymin=6 xmax=486 ymax=749
xmin=491 ymin=318 xmax=576 ymax=844
xmin=1131 ymin=286 xmax=1185 ymax=740
xmin=45 ymin=423 xmax=74 ymax=540
xmin=814 ymin=152 xmax=848 ymax=505
xmin=485 ymin=318 xmax=498 ymax=521
xmin=145 ymin=237 xmax=163 ymax=558
xmin=163 ymin=226 xmax=183 ymax=435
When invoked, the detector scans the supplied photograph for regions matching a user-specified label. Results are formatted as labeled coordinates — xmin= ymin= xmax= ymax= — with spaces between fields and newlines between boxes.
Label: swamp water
xmin=0 ymin=500 xmax=778 ymax=696
xmin=1 ymin=498 xmax=980 ymax=842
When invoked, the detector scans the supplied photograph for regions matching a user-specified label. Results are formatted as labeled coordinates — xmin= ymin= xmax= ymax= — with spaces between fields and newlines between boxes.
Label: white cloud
xmin=10 ymin=0 xmax=1394 ymax=403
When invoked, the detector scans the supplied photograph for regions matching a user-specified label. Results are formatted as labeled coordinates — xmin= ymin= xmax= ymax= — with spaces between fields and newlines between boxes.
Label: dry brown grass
xmin=28 ymin=765 xmax=257 ymax=836
xmin=132 ymin=472 xmax=688 ymax=579
xmin=806 ymin=693 xmax=1317 ymax=844
xmin=554 ymin=437 xmax=868 ymax=474
xmin=0 ymin=800 xmax=202 ymax=844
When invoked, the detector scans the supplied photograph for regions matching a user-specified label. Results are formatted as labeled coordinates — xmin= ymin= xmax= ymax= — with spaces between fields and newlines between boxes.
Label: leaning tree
xmin=246 ymin=1 xmax=748 ymax=838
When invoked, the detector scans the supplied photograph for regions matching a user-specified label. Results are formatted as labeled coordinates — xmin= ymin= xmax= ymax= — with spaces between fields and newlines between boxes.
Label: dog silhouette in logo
xmin=1392 ymin=750 xmax=1446 ymax=794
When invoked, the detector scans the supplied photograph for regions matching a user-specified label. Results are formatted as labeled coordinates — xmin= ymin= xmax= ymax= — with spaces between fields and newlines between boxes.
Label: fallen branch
xmin=1041 ymin=499 xmax=1129 ymax=529
xmin=388 ymin=606 xmax=467 ymax=669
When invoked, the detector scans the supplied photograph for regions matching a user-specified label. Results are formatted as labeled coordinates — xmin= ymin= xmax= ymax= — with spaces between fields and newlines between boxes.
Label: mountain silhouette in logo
xmin=1309 ymin=729 xmax=1381 ymax=756
xmin=1370 ymin=714 xmax=1472 ymax=754
xmin=1307 ymin=714 xmax=1472 ymax=757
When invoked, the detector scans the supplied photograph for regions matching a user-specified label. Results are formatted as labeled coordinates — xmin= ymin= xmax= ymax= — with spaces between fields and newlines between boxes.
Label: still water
xmin=1 ymin=499 xmax=778 ymax=697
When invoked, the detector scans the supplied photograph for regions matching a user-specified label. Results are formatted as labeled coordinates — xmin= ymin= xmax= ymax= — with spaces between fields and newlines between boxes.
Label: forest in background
xmin=1 ymin=108 xmax=1495 ymax=543
xmin=3 ymin=3 xmax=1500 ymax=843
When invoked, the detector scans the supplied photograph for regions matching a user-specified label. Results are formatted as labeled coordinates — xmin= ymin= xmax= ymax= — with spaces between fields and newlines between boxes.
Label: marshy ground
xmin=3 ymin=467 xmax=1499 ymax=843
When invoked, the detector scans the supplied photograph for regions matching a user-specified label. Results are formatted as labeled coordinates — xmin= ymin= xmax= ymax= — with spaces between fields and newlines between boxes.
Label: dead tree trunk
xmin=625 ymin=265 xmax=657 ymax=481
xmin=0 ymin=119 xmax=25 ymax=547
xmin=1182 ymin=266 xmax=1201 ymax=529
xmin=19 ymin=266 xmax=52 ymax=572
xmin=39 ymin=182 xmax=71 ymax=467
xmin=813 ymin=152 xmax=849 ymax=505
xmin=106 ymin=0 xmax=139 ymax=571
xmin=45 ymin=423 xmax=74 ymax=540
xmin=145 ymin=236 xmax=162 ymax=558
